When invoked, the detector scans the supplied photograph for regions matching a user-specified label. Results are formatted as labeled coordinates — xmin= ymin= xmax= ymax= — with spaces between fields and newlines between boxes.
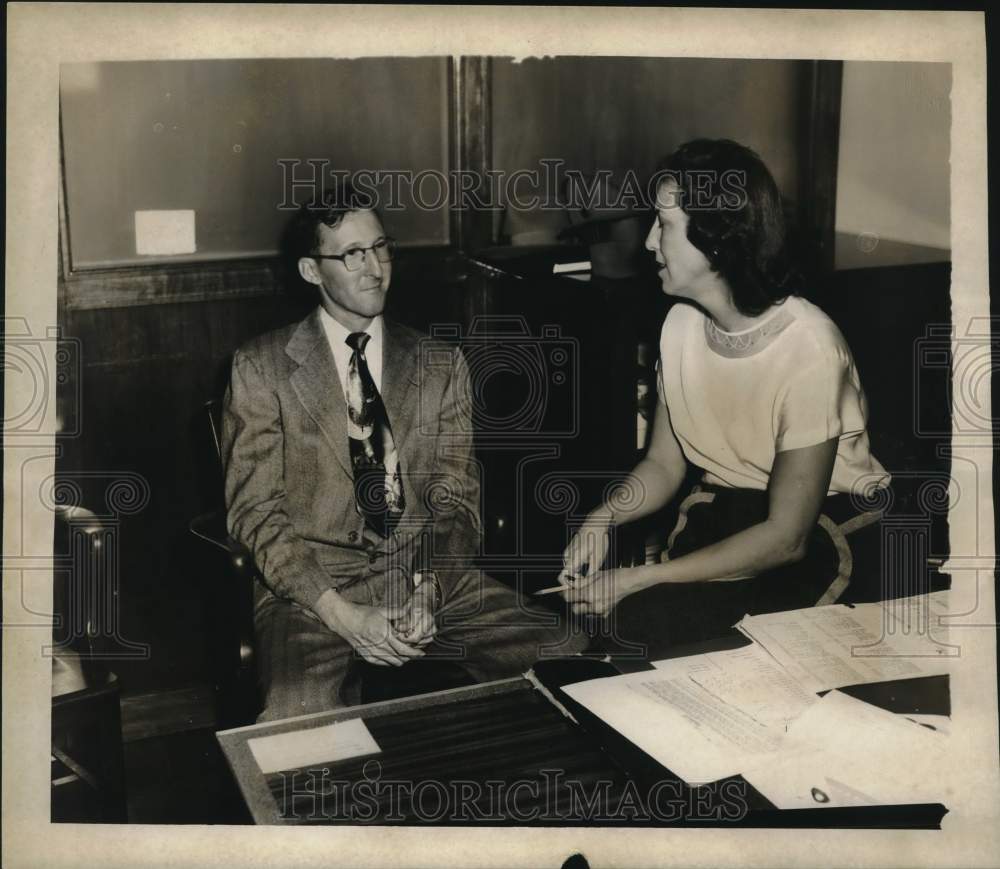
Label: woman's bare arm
xmin=602 ymin=396 xmax=690 ymax=523
xmin=630 ymin=437 xmax=838 ymax=588
xmin=564 ymin=438 xmax=839 ymax=614
xmin=561 ymin=397 xmax=689 ymax=578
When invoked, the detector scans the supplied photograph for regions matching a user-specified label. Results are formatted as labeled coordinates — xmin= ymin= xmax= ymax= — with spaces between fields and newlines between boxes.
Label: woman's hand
xmin=560 ymin=511 xmax=614 ymax=585
xmin=561 ymin=566 xmax=647 ymax=617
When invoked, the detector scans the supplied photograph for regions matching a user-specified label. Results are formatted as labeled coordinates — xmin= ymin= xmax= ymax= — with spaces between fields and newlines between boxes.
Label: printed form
xmin=736 ymin=591 xmax=953 ymax=694
xmin=565 ymin=644 xmax=816 ymax=782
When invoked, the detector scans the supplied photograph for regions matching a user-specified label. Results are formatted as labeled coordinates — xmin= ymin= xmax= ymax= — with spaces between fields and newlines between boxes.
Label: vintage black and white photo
xmin=3 ymin=5 xmax=996 ymax=868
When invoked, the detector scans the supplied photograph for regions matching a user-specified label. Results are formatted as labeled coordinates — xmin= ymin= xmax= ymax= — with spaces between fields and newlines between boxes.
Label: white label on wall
xmin=134 ymin=210 xmax=196 ymax=256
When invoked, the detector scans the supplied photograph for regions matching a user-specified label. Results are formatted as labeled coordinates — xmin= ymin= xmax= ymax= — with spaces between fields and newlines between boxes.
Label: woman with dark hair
xmin=561 ymin=139 xmax=891 ymax=647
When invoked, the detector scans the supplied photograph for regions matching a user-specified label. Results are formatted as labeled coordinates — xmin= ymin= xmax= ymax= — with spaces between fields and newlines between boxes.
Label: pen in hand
xmin=534 ymin=561 xmax=589 ymax=596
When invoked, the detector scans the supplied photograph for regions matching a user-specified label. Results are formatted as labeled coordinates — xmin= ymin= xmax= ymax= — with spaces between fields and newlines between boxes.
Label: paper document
xmin=563 ymin=593 xmax=952 ymax=788
xmin=743 ymin=690 xmax=949 ymax=808
xmin=565 ymin=645 xmax=815 ymax=782
xmin=248 ymin=718 xmax=381 ymax=774
xmin=737 ymin=592 xmax=953 ymax=694
xmin=868 ymin=591 xmax=953 ymax=656
xmin=651 ymin=643 xmax=817 ymax=730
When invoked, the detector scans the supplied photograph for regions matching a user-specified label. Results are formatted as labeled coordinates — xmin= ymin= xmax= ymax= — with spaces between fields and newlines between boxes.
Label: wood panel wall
xmin=492 ymin=57 xmax=804 ymax=244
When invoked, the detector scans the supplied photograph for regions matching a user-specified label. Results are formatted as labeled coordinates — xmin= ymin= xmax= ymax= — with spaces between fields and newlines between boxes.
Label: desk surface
xmin=218 ymin=647 xmax=948 ymax=828
xmin=218 ymin=676 xmax=632 ymax=825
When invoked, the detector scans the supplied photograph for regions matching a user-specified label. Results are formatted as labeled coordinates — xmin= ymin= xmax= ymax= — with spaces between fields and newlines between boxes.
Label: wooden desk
xmin=218 ymin=677 xmax=631 ymax=825
xmin=218 ymin=648 xmax=948 ymax=828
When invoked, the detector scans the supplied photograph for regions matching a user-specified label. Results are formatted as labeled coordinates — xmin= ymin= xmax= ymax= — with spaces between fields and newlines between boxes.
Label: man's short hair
xmin=284 ymin=180 xmax=381 ymax=263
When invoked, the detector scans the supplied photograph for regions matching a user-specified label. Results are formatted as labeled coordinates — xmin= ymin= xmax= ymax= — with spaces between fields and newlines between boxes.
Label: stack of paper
xmin=561 ymin=591 xmax=953 ymax=798
xmin=742 ymin=689 xmax=949 ymax=808
xmin=563 ymin=643 xmax=817 ymax=782
xmin=736 ymin=591 xmax=954 ymax=693
xmin=651 ymin=642 xmax=817 ymax=731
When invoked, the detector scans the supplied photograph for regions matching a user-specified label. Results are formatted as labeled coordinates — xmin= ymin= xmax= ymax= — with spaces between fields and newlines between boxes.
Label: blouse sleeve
xmin=775 ymin=353 xmax=858 ymax=452
xmin=656 ymin=359 xmax=667 ymax=408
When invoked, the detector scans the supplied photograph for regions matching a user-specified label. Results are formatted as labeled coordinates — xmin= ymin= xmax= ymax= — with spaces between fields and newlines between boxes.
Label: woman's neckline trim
xmin=703 ymin=303 xmax=796 ymax=358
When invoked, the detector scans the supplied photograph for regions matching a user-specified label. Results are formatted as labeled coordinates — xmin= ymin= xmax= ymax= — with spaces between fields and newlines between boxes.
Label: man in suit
xmin=222 ymin=188 xmax=584 ymax=721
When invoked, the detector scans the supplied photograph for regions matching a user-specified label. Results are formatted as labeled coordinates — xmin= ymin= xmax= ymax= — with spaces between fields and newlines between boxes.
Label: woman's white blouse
xmin=657 ymin=296 xmax=891 ymax=496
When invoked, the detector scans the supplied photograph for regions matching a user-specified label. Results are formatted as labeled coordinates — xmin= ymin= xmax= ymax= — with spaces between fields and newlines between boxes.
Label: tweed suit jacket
xmin=221 ymin=307 xmax=481 ymax=613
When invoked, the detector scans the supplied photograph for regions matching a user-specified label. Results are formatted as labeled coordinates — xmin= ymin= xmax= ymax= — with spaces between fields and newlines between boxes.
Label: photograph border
xmin=4 ymin=5 xmax=996 ymax=868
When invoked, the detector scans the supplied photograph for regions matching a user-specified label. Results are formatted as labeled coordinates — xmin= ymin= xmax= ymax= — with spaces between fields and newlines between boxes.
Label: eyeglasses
xmin=311 ymin=238 xmax=396 ymax=272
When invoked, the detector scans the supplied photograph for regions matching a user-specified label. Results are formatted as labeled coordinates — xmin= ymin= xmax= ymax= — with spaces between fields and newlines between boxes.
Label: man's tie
xmin=345 ymin=331 xmax=406 ymax=537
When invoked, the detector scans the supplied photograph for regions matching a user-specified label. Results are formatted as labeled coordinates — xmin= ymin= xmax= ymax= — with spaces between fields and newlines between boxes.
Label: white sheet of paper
xmin=563 ymin=664 xmax=798 ymax=783
xmin=247 ymin=718 xmax=381 ymax=775
xmin=134 ymin=209 xmax=196 ymax=255
xmin=736 ymin=592 xmax=953 ymax=694
xmin=688 ymin=650 xmax=818 ymax=731
xmin=564 ymin=594 xmax=952 ymax=786
xmin=867 ymin=591 xmax=954 ymax=657
xmin=651 ymin=643 xmax=818 ymax=730
xmin=743 ymin=690 xmax=949 ymax=809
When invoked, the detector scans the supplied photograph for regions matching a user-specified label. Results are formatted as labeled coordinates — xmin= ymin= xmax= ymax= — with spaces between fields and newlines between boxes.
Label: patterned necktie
xmin=345 ymin=331 xmax=405 ymax=537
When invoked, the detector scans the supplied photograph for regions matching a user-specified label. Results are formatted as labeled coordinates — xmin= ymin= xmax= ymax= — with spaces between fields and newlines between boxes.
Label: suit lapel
xmin=286 ymin=311 xmax=422 ymax=480
xmin=287 ymin=308 xmax=352 ymax=477
xmin=380 ymin=320 xmax=421 ymax=459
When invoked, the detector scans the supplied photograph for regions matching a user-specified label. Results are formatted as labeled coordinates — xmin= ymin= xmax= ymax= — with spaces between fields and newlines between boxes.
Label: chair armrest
xmin=223 ymin=538 xmax=259 ymax=584
xmin=190 ymin=511 xmax=259 ymax=719
xmin=52 ymin=505 xmax=113 ymax=678
xmin=189 ymin=512 xmax=259 ymax=583
xmin=54 ymin=504 xmax=104 ymax=535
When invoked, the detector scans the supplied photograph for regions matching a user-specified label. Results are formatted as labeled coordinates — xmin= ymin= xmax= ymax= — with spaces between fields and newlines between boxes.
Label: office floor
xmin=123 ymin=728 xmax=252 ymax=824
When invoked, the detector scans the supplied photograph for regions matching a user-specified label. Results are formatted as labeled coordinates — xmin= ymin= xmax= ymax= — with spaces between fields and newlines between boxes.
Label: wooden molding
xmin=59 ymin=246 xmax=463 ymax=311
xmin=60 ymin=258 xmax=285 ymax=311
xmin=798 ymin=60 xmax=844 ymax=276
xmin=450 ymin=56 xmax=495 ymax=254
